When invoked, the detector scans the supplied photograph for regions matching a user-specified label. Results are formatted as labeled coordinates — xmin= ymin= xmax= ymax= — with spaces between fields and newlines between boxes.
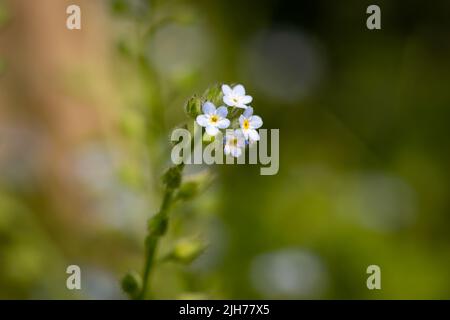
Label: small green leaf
xmin=162 ymin=164 xmax=183 ymax=190
xmin=185 ymin=95 xmax=201 ymax=119
xmin=121 ymin=271 xmax=142 ymax=299
xmin=175 ymin=170 xmax=213 ymax=202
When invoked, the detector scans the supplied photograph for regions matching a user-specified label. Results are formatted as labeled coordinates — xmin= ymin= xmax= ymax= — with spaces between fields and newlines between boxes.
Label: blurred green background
xmin=1 ymin=0 xmax=450 ymax=299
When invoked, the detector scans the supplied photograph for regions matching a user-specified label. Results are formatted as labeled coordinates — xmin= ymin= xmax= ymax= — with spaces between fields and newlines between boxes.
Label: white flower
xmin=196 ymin=101 xmax=230 ymax=136
xmin=222 ymin=84 xmax=253 ymax=109
xmin=239 ymin=107 xmax=263 ymax=142
xmin=224 ymin=129 xmax=246 ymax=158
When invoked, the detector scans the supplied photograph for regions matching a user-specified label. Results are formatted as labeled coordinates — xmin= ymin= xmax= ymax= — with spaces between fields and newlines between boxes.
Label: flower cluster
xmin=196 ymin=84 xmax=263 ymax=157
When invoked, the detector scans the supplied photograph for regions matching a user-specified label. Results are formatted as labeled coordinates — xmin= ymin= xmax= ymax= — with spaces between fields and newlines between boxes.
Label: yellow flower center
xmin=243 ymin=119 xmax=250 ymax=130
xmin=232 ymin=138 xmax=238 ymax=146
xmin=210 ymin=115 xmax=218 ymax=123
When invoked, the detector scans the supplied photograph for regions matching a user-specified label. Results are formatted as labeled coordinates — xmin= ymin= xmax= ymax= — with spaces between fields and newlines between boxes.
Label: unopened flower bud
xmin=170 ymin=239 xmax=205 ymax=264
xmin=185 ymin=95 xmax=202 ymax=119
xmin=121 ymin=271 xmax=142 ymax=299
xmin=162 ymin=164 xmax=184 ymax=190
xmin=175 ymin=170 xmax=213 ymax=202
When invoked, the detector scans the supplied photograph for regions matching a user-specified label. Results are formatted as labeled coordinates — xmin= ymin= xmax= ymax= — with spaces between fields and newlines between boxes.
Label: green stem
xmin=138 ymin=236 xmax=158 ymax=299
xmin=138 ymin=188 xmax=175 ymax=299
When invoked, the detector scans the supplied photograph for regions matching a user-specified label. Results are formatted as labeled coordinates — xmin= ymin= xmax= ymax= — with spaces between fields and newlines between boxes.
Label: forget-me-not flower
xmin=224 ymin=129 xmax=246 ymax=158
xmin=196 ymin=101 xmax=230 ymax=136
xmin=239 ymin=107 xmax=263 ymax=142
xmin=222 ymin=84 xmax=253 ymax=109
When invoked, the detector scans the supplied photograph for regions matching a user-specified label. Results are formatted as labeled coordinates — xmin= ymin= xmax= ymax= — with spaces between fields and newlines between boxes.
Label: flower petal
xmin=236 ymin=103 xmax=248 ymax=109
xmin=196 ymin=115 xmax=209 ymax=127
xmin=202 ymin=101 xmax=216 ymax=115
xmin=221 ymin=84 xmax=232 ymax=95
xmin=225 ymin=131 xmax=234 ymax=142
xmin=241 ymin=129 xmax=250 ymax=140
xmin=249 ymin=129 xmax=260 ymax=141
xmin=216 ymin=106 xmax=228 ymax=118
xmin=235 ymin=129 xmax=245 ymax=139
xmin=239 ymin=115 xmax=245 ymax=126
xmin=233 ymin=84 xmax=245 ymax=96
xmin=205 ymin=125 xmax=219 ymax=136
xmin=217 ymin=118 xmax=230 ymax=129
xmin=231 ymin=147 xmax=242 ymax=158
xmin=224 ymin=145 xmax=231 ymax=155
xmin=241 ymin=95 xmax=253 ymax=105
xmin=250 ymin=115 xmax=263 ymax=129
xmin=223 ymin=95 xmax=235 ymax=107
xmin=243 ymin=107 xmax=253 ymax=118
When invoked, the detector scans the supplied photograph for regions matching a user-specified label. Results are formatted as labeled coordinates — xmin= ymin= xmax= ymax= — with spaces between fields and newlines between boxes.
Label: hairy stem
xmin=138 ymin=179 xmax=179 ymax=299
